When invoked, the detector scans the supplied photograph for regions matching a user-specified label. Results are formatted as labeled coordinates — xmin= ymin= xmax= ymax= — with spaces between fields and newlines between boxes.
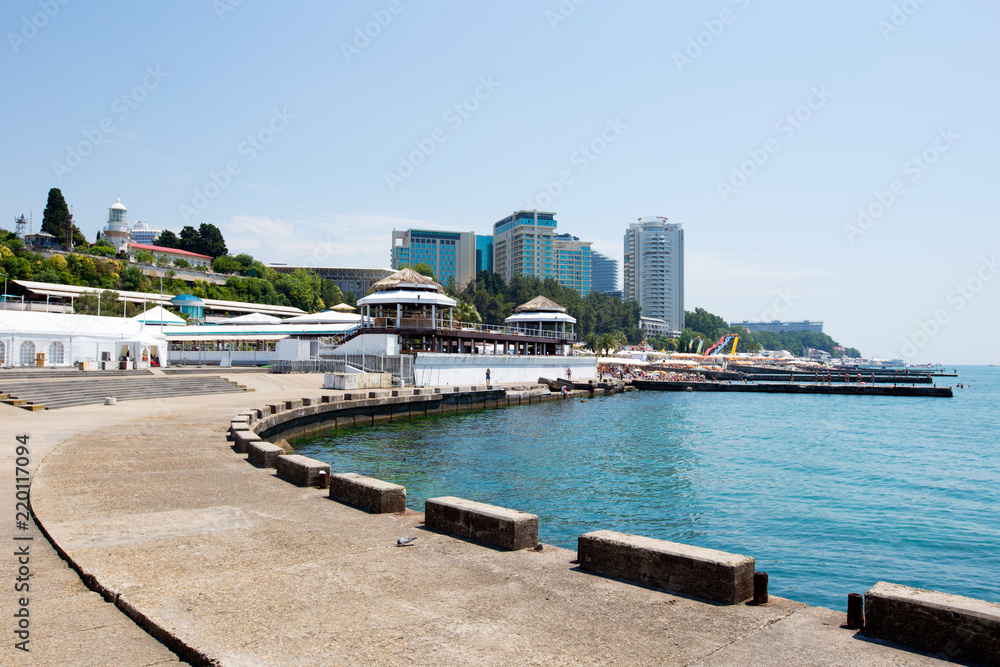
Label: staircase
xmin=0 ymin=375 xmax=247 ymax=410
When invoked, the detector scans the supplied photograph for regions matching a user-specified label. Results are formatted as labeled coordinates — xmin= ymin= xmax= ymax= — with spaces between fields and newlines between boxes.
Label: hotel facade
xmin=624 ymin=216 xmax=684 ymax=333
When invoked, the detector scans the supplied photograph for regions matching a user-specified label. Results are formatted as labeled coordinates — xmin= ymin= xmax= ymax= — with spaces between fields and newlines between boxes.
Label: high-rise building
xmin=590 ymin=250 xmax=619 ymax=296
xmin=491 ymin=210 xmax=591 ymax=295
xmin=552 ymin=233 xmax=591 ymax=295
xmin=390 ymin=229 xmax=477 ymax=288
xmin=475 ymin=235 xmax=493 ymax=275
xmin=624 ymin=216 xmax=684 ymax=333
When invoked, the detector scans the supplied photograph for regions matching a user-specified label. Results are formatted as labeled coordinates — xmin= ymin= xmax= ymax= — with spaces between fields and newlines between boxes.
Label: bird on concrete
xmin=395 ymin=537 xmax=416 ymax=547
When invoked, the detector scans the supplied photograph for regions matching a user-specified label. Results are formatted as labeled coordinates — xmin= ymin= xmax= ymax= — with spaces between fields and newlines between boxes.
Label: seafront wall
xmin=249 ymin=384 xmax=568 ymax=442
xmin=413 ymin=353 xmax=596 ymax=387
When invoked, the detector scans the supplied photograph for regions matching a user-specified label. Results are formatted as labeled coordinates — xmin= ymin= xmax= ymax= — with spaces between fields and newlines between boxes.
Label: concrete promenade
xmin=5 ymin=372 xmax=955 ymax=665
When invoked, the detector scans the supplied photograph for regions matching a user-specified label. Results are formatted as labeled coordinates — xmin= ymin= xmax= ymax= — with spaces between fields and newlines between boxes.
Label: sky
xmin=2 ymin=1 xmax=998 ymax=364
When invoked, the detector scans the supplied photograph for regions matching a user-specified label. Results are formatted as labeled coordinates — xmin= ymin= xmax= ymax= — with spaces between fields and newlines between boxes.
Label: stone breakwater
xmin=228 ymin=383 xmax=999 ymax=664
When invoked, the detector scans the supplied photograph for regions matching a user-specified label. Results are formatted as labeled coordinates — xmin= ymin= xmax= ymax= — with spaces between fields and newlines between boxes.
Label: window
xmin=20 ymin=341 xmax=35 ymax=366
xmin=49 ymin=341 xmax=65 ymax=364
xmin=0 ymin=340 xmax=4 ymax=364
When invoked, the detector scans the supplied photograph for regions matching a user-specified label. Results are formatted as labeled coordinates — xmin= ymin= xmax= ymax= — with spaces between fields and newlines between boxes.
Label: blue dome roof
xmin=171 ymin=294 xmax=205 ymax=304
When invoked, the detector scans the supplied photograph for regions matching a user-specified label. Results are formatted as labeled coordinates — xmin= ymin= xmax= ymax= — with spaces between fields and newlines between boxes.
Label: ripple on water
xmin=295 ymin=367 xmax=1000 ymax=610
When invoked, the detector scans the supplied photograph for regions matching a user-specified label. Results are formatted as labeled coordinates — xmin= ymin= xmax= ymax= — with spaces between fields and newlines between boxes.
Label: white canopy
xmin=280 ymin=310 xmax=363 ymax=325
xmin=358 ymin=290 xmax=457 ymax=307
xmin=217 ymin=312 xmax=283 ymax=325
xmin=505 ymin=312 xmax=577 ymax=325
xmin=0 ymin=311 xmax=168 ymax=367
xmin=132 ymin=306 xmax=186 ymax=325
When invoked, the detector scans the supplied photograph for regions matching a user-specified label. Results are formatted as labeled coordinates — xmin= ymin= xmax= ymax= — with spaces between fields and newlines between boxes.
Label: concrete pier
xmin=5 ymin=372 xmax=960 ymax=666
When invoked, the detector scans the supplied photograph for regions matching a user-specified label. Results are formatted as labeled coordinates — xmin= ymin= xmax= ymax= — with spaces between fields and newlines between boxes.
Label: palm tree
xmin=597 ymin=332 xmax=616 ymax=356
xmin=455 ymin=301 xmax=481 ymax=326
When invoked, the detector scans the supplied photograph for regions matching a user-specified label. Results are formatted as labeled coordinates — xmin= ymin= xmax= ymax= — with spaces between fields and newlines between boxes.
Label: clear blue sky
xmin=2 ymin=1 xmax=997 ymax=364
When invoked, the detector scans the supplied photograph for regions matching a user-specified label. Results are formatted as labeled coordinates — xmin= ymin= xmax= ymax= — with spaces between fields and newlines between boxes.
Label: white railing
xmin=364 ymin=317 xmax=574 ymax=341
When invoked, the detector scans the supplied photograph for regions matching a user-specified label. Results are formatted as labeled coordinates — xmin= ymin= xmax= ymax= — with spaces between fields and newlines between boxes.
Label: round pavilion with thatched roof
xmin=505 ymin=295 xmax=576 ymax=342
xmin=358 ymin=268 xmax=457 ymax=332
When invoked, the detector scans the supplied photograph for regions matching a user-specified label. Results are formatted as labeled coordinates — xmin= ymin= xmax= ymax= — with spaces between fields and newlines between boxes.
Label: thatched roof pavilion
xmin=513 ymin=295 xmax=567 ymax=313
xmin=370 ymin=268 xmax=442 ymax=293
xmin=506 ymin=295 xmax=575 ymax=339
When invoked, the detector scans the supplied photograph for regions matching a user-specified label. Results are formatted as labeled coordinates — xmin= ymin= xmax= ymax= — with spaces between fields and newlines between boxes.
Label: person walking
xmin=566 ymin=367 xmax=572 ymax=381
xmin=485 ymin=368 xmax=491 ymax=387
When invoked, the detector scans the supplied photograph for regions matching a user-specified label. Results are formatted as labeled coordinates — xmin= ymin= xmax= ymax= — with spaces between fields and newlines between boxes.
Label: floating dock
xmin=632 ymin=380 xmax=953 ymax=397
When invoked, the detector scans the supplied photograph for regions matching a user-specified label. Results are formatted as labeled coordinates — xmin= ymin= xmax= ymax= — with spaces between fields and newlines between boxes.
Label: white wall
xmin=169 ymin=350 xmax=277 ymax=366
xmin=335 ymin=333 xmax=398 ymax=355
xmin=413 ymin=353 xmax=596 ymax=387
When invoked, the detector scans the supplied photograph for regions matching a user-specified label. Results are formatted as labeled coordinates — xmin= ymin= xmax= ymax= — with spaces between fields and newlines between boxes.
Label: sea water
xmin=295 ymin=366 xmax=1000 ymax=611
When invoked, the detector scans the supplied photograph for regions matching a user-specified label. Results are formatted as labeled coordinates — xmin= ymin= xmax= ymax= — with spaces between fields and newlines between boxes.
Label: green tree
xmin=211 ymin=255 xmax=242 ymax=274
xmin=455 ymin=301 xmax=481 ymax=324
xmin=197 ymin=223 xmax=227 ymax=258
xmin=73 ymin=290 xmax=142 ymax=317
xmin=157 ymin=230 xmax=180 ymax=248
xmin=41 ymin=188 xmax=85 ymax=249
xmin=178 ymin=226 xmax=200 ymax=254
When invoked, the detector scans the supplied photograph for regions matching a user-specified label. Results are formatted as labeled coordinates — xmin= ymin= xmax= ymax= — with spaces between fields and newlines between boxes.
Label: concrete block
xmin=864 ymin=581 xmax=1000 ymax=664
xmin=577 ymin=530 xmax=755 ymax=605
xmin=233 ymin=429 xmax=262 ymax=454
xmin=329 ymin=473 xmax=406 ymax=513
xmin=284 ymin=399 xmax=303 ymax=410
xmin=425 ymin=496 xmax=538 ymax=551
xmin=229 ymin=421 xmax=251 ymax=440
xmin=247 ymin=441 xmax=284 ymax=468
xmin=268 ymin=403 xmax=282 ymax=414
xmin=276 ymin=455 xmax=331 ymax=487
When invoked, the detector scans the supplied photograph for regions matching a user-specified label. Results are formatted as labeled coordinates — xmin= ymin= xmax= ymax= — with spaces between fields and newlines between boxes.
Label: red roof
xmin=130 ymin=242 xmax=213 ymax=260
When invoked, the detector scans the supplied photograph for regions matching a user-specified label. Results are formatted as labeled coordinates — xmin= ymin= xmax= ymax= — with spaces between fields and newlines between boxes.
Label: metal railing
xmin=365 ymin=317 xmax=574 ymax=341
xmin=270 ymin=353 xmax=414 ymax=386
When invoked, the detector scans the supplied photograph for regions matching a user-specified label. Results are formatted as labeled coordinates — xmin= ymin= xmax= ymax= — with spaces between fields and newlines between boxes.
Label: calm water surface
xmin=295 ymin=366 xmax=1000 ymax=610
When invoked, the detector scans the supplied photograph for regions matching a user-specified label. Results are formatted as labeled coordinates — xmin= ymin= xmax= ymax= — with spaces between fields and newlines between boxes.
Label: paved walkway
xmin=6 ymin=373 xmax=954 ymax=665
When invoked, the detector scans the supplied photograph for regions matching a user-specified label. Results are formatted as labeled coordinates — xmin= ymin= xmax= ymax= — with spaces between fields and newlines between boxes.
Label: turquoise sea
xmin=295 ymin=365 xmax=1000 ymax=611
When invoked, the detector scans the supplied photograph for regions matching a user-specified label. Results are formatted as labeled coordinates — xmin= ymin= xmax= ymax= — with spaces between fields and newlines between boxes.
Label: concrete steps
xmin=0 ymin=376 xmax=246 ymax=410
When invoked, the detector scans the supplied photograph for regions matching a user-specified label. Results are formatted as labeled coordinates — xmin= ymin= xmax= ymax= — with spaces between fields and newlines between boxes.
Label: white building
xmin=624 ymin=216 xmax=684 ymax=333
xmin=130 ymin=221 xmax=161 ymax=245
xmin=129 ymin=242 xmax=213 ymax=268
xmin=101 ymin=198 xmax=130 ymax=253
xmin=0 ymin=310 xmax=168 ymax=368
